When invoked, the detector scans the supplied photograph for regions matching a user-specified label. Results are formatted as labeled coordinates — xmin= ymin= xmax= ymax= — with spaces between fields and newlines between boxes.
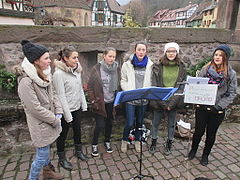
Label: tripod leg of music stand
xmin=129 ymin=104 xmax=154 ymax=180
xmin=129 ymin=135 xmax=154 ymax=180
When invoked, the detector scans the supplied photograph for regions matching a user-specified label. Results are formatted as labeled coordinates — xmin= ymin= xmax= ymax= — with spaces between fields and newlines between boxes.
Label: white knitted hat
xmin=164 ymin=42 xmax=180 ymax=54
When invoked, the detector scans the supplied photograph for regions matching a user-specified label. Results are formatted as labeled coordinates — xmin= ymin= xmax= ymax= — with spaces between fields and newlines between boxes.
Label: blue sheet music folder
xmin=114 ymin=87 xmax=178 ymax=106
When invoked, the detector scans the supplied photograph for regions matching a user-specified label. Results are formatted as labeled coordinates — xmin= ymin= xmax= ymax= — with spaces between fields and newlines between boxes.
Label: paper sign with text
xmin=184 ymin=84 xmax=218 ymax=105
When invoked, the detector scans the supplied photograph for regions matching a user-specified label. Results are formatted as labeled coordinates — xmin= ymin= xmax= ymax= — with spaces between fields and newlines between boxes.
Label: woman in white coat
xmin=120 ymin=41 xmax=153 ymax=153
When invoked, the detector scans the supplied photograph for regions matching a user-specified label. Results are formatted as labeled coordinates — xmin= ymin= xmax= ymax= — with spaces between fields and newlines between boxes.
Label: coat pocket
xmin=39 ymin=123 xmax=52 ymax=139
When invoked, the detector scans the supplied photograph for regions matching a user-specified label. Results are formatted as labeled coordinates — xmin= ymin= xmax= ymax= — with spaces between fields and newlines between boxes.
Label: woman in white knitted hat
xmin=149 ymin=42 xmax=187 ymax=155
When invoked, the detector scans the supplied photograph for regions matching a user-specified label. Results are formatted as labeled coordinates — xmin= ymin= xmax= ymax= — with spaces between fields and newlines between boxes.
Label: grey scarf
xmin=100 ymin=60 xmax=118 ymax=92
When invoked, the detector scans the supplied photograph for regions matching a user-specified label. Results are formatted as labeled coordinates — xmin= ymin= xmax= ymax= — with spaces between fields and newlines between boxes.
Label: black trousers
xmin=92 ymin=102 xmax=114 ymax=145
xmin=191 ymin=108 xmax=225 ymax=156
xmin=57 ymin=109 xmax=82 ymax=152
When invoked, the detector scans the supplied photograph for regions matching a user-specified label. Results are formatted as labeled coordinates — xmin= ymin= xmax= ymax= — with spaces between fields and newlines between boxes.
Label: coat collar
xmin=54 ymin=60 xmax=82 ymax=73
xmin=21 ymin=57 xmax=51 ymax=87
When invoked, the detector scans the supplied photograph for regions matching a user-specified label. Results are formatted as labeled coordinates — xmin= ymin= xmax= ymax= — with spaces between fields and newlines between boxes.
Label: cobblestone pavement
xmin=1 ymin=122 xmax=240 ymax=180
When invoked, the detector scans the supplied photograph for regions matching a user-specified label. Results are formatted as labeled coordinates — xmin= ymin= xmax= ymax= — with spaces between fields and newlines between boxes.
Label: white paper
xmin=184 ymin=84 xmax=218 ymax=105
xmin=186 ymin=76 xmax=209 ymax=84
xmin=177 ymin=119 xmax=191 ymax=130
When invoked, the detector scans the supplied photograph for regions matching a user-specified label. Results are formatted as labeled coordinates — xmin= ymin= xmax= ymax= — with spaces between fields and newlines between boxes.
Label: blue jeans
xmin=122 ymin=103 xmax=146 ymax=141
xmin=151 ymin=110 xmax=177 ymax=140
xmin=29 ymin=145 xmax=50 ymax=180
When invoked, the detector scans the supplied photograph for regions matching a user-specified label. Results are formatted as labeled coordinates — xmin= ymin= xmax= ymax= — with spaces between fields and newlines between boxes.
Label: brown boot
xmin=43 ymin=163 xmax=64 ymax=179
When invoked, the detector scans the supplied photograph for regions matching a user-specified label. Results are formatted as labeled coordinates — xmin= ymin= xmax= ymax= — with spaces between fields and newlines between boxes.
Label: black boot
xmin=200 ymin=155 xmax=208 ymax=166
xmin=164 ymin=139 xmax=173 ymax=156
xmin=75 ymin=144 xmax=88 ymax=161
xmin=188 ymin=149 xmax=197 ymax=160
xmin=149 ymin=138 xmax=157 ymax=153
xmin=57 ymin=152 xmax=73 ymax=171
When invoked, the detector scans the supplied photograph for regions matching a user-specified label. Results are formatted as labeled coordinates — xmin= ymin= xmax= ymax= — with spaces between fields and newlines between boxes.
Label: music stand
xmin=114 ymin=87 xmax=178 ymax=180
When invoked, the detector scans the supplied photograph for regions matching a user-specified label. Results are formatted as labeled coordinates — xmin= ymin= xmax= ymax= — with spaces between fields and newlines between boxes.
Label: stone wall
xmin=0 ymin=26 xmax=239 ymax=82
xmin=0 ymin=25 xmax=239 ymax=155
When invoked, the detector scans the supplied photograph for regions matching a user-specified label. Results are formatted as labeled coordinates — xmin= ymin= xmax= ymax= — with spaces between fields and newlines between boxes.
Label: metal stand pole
xmin=130 ymin=102 xmax=154 ymax=180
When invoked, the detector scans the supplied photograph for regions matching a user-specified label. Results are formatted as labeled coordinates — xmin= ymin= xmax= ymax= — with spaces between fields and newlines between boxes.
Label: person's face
xmin=213 ymin=50 xmax=224 ymax=66
xmin=34 ymin=52 xmax=51 ymax=70
xmin=166 ymin=47 xmax=177 ymax=61
xmin=103 ymin=50 xmax=116 ymax=65
xmin=64 ymin=51 xmax=79 ymax=68
xmin=135 ymin=44 xmax=147 ymax=61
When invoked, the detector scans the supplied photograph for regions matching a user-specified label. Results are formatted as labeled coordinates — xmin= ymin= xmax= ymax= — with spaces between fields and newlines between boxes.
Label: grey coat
xmin=198 ymin=65 xmax=237 ymax=109
xmin=16 ymin=58 xmax=62 ymax=148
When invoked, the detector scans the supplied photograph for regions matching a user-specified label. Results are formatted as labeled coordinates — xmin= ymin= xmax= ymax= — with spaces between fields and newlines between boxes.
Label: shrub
xmin=187 ymin=57 xmax=211 ymax=77
xmin=0 ymin=64 xmax=17 ymax=92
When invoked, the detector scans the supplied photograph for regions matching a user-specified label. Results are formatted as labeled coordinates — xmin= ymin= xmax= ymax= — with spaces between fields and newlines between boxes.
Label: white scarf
xmin=21 ymin=57 xmax=51 ymax=87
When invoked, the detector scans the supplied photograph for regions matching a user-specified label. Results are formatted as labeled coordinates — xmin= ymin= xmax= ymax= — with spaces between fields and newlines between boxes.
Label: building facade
xmin=176 ymin=3 xmax=198 ymax=27
xmin=0 ymin=0 xmax=34 ymax=25
xmin=90 ymin=0 xmax=124 ymax=27
xmin=201 ymin=0 xmax=218 ymax=28
xmin=148 ymin=9 xmax=169 ymax=27
xmin=33 ymin=0 xmax=91 ymax=26
xmin=161 ymin=9 xmax=177 ymax=28
xmin=186 ymin=1 xmax=212 ymax=28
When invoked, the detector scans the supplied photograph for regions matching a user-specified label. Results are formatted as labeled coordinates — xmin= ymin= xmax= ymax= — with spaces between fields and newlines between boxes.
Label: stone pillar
xmin=235 ymin=0 xmax=240 ymax=32
xmin=216 ymin=0 xmax=234 ymax=29
xmin=233 ymin=0 xmax=240 ymax=42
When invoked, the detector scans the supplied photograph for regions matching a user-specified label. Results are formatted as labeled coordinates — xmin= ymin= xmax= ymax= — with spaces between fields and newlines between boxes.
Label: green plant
xmin=187 ymin=57 xmax=211 ymax=77
xmin=0 ymin=64 xmax=17 ymax=92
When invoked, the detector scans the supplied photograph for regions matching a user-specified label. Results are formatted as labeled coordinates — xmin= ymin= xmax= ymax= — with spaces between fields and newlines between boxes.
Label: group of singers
xmin=15 ymin=40 xmax=237 ymax=180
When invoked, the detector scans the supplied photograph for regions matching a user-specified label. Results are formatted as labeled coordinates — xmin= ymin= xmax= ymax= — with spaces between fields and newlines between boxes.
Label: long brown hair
xmin=34 ymin=63 xmax=49 ymax=82
xmin=205 ymin=50 xmax=228 ymax=77
xmin=160 ymin=54 xmax=181 ymax=65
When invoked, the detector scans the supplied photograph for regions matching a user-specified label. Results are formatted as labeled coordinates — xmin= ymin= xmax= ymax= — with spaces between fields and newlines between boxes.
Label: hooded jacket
xmin=53 ymin=60 xmax=87 ymax=123
xmin=15 ymin=58 xmax=62 ymax=148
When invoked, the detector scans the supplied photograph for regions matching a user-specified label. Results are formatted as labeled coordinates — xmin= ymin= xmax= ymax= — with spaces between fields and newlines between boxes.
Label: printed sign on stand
xmin=184 ymin=84 xmax=218 ymax=105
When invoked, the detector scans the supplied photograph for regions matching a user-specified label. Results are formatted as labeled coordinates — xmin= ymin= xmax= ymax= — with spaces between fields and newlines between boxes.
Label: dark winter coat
xmin=150 ymin=61 xmax=187 ymax=110
xmin=87 ymin=63 xmax=121 ymax=117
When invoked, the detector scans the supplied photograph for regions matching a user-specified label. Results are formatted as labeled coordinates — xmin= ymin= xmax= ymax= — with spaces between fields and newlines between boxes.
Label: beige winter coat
xmin=16 ymin=58 xmax=62 ymax=148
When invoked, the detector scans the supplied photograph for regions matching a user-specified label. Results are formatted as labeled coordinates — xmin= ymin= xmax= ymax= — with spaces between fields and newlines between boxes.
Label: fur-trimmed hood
xmin=54 ymin=60 xmax=82 ymax=73
xmin=14 ymin=57 xmax=51 ymax=87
